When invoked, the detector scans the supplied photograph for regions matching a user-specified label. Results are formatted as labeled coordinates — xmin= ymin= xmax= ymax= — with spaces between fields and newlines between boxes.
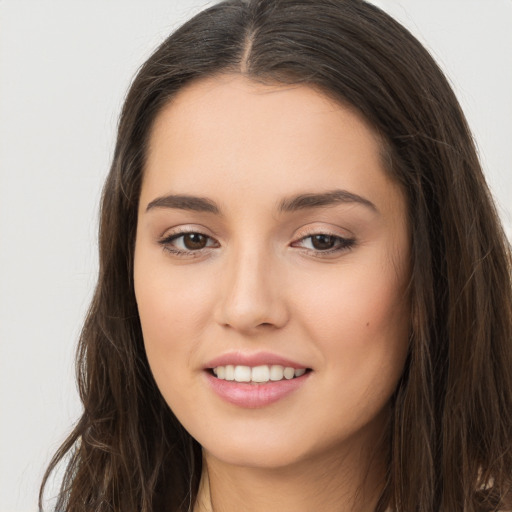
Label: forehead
xmin=142 ymin=74 xmax=401 ymax=217
xmin=148 ymin=74 xmax=380 ymax=158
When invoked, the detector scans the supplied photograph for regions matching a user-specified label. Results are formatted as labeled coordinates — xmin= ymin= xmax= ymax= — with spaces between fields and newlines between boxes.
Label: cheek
xmin=136 ymin=283 xmax=205 ymax=422
xmin=134 ymin=254 xmax=210 ymax=388
xmin=135 ymin=251 xmax=216 ymax=338
xmin=293 ymin=259 xmax=410 ymax=384
xmin=297 ymin=260 xmax=407 ymax=332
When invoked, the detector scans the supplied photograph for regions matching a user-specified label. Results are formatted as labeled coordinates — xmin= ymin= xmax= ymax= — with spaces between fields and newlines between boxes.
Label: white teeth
xmin=225 ymin=364 xmax=235 ymax=381
xmin=269 ymin=365 xmax=284 ymax=381
xmin=212 ymin=364 xmax=307 ymax=383
xmin=234 ymin=365 xmax=251 ymax=382
xmin=251 ymin=365 xmax=270 ymax=383
xmin=283 ymin=367 xmax=295 ymax=380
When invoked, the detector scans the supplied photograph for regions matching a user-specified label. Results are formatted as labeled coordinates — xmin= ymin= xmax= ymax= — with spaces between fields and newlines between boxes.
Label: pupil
xmin=184 ymin=233 xmax=207 ymax=250
xmin=312 ymin=234 xmax=335 ymax=250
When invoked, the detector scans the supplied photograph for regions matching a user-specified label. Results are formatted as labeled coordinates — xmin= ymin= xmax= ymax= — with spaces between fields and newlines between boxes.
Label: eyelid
xmin=292 ymin=223 xmax=354 ymax=241
xmin=158 ymin=223 xmax=217 ymax=238
xmin=291 ymin=234 xmax=355 ymax=250
xmin=156 ymin=224 xmax=356 ymax=257
xmin=290 ymin=225 xmax=356 ymax=256
xmin=158 ymin=226 xmax=220 ymax=257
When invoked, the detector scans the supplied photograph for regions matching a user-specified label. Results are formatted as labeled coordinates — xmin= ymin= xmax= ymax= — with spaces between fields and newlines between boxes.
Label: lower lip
xmin=205 ymin=371 xmax=310 ymax=408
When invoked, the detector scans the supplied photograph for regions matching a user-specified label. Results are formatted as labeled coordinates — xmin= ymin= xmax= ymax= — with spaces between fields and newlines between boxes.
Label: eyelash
xmin=158 ymin=230 xmax=219 ymax=257
xmin=158 ymin=230 xmax=356 ymax=258
xmin=291 ymin=232 xmax=356 ymax=255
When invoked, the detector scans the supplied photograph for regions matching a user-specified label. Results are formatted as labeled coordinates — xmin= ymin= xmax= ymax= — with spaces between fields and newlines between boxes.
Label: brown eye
xmin=159 ymin=231 xmax=218 ymax=255
xmin=292 ymin=233 xmax=356 ymax=254
xmin=182 ymin=233 xmax=208 ymax=250
xmin=310 ymin=234 xmax=337 ymax=250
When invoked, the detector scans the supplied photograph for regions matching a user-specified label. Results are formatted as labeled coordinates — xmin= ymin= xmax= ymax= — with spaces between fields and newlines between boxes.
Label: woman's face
xmin=134 ymin=74 xmax=410 ymax=470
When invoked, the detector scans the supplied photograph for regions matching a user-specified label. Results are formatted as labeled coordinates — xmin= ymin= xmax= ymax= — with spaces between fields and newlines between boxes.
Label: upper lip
xmin=204 ymin=351 xmax=309 ymax=370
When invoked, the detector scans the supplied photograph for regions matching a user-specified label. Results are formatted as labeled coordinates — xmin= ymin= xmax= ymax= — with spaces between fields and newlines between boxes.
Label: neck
xmin=194 ymin=435 xmax=387 ymax=512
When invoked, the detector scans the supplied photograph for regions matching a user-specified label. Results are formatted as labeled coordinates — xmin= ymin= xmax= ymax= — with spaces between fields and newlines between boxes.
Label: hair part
xmin=40 ymin=1 xmax=512 ymax=511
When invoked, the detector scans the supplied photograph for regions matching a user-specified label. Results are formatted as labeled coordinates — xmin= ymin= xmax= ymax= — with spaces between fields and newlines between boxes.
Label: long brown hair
xmin=40 ymin=1 xmax=512 ymax=510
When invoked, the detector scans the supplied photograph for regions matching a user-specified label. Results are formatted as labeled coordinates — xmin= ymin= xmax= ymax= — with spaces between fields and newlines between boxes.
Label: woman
xmin=39 ymin=0 xmax=512 ymax=511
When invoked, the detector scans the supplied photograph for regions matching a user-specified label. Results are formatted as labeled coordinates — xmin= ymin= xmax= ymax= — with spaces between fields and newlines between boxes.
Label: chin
xmin=204 ymin=441 xmax=311 ymax=470
xmin=196 ymin=404 xmax=391 ymax=473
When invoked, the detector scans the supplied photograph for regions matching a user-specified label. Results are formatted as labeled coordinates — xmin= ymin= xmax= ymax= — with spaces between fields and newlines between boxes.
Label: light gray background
xmin=1 ymin=1 xmax=511 ymax=511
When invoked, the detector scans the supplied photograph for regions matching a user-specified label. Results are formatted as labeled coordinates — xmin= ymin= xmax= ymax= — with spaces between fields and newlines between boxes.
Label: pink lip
xmin=205 ymin=371 xmax=310 ymax=409
xmin=204 ymin=351 xmax=308 ymax=370
xmin=203 ymin=352 xmax=312 ymax=408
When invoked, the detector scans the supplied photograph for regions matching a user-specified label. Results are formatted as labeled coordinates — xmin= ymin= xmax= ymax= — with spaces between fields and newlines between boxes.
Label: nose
xmin=214 ymin=246 xmax=289 ymax=334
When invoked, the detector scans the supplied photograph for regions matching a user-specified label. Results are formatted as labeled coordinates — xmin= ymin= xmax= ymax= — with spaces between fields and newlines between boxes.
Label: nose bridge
xmin=216 ymin=239 xmax=287 ymax=332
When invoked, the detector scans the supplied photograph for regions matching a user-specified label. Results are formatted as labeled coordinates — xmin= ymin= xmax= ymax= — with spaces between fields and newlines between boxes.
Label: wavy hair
xmin=40 ymin=0 xmax=512 ymax=510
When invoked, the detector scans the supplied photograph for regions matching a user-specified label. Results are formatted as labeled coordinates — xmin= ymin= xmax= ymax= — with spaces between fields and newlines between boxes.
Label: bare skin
xmin=134 ymin=74 xmax=410 ymax=512
xmin=195 ymin=410 xmax=388 ymax=512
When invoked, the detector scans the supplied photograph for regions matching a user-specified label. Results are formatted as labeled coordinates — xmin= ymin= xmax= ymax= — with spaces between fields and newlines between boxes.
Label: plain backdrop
xmin=1 ymin=1 xmax=511 ymax=511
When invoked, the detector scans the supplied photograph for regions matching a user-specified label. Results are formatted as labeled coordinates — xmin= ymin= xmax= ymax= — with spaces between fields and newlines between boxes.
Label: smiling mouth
xmin=210 ymin=364 xmax=311 ymax=383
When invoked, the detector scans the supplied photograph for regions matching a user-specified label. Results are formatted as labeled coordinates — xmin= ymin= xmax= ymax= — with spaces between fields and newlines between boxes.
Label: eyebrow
xmin=146 ymin=194 xmax=220 ymax=214
xmin=278 ymin=189 xmax=377 ymax=213
xmin=145 ymin=189 xmax=377 ymax=215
